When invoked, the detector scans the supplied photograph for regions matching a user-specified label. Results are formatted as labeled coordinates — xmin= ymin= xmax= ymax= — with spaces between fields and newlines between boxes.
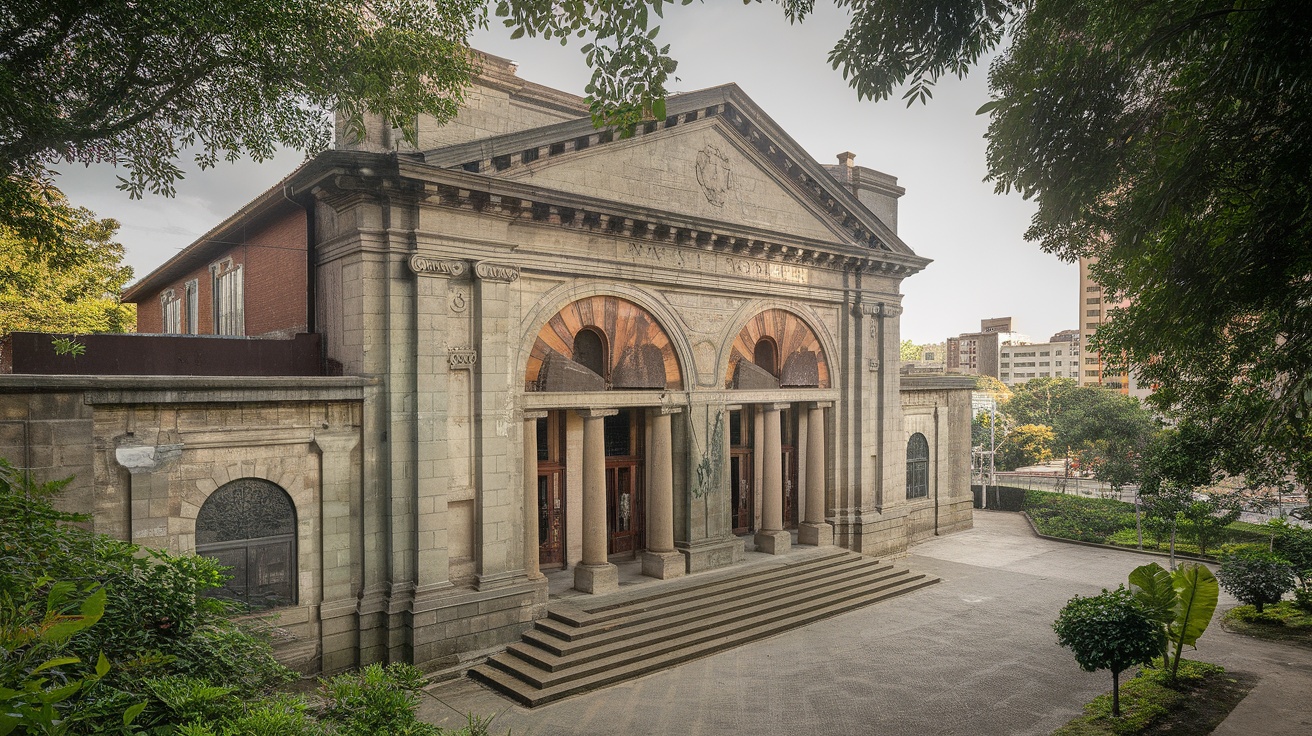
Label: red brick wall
xmin=132 ymin=207 xmax=307 ymax=337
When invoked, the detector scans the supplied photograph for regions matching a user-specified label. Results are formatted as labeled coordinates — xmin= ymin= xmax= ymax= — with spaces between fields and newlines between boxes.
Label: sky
xmin=54 ymin=2 xmax=1076 ymax=345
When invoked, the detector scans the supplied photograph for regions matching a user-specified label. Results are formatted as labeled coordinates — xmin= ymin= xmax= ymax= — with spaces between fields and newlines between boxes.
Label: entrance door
xmin=731 ymin=449 xmax=754 ymax=534
xmin=781 ymin=446 xmax=798 ymax=529
xmin=536 ymin=414 xmax=566 ymax=568
xmin=604 ymin=410 xmax=644 ymax=556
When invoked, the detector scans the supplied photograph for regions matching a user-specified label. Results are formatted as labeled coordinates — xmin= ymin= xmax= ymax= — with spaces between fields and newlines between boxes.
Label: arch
xmin=906 ymin=433 xmax=930 ymax=500
xmin=753 ymin=337 xmax=778 ymax=377
xmin=525 ymin=295 xmax=684 ymax=391
xmin=195 ymin=477 xmax=297 ymax=610
xmin=725 ymin=308 xmax=830 ymax=388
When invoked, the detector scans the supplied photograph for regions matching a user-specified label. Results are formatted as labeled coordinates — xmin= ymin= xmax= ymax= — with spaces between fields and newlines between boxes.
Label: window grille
xmin=906 ymin=433 xmax=930 ymax=500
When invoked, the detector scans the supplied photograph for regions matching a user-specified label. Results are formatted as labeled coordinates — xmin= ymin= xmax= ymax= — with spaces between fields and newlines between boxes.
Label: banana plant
xmin=1128 ymin=561 xmax=1219 ymax=680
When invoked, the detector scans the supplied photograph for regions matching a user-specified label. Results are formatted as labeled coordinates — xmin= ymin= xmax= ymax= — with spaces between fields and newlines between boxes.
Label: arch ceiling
xmin=726 ymin=309 xmax=830 ymax=389
xmin=526 ymin=296 xmax=683 ymax=391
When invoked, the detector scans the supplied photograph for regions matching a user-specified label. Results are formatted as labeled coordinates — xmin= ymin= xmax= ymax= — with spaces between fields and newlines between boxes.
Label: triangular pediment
xmin=497 ymin=120 xmax=848 ymax=243
xmin=424 ymin=85 xmax=916 ymax=255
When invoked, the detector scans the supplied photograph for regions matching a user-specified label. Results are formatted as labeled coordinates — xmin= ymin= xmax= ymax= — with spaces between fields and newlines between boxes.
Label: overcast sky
xmin=55 ymin=2 xmax=1075 ymax=345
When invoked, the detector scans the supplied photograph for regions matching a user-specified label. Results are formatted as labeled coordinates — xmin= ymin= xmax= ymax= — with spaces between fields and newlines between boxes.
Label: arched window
xmin=906 ymin=433 xmax=930 ymax=500
xmin=196 ymin=478 xmax=297 ymax=610
xmin=753 ymin=338 xmax=778 ymax=377
xmin=574 ymin=328 xmax=608 ymax=378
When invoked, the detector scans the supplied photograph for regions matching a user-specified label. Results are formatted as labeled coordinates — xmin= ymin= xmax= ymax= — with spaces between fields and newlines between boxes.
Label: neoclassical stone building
xmin=1 ymin=55 xmax=972 ymax=674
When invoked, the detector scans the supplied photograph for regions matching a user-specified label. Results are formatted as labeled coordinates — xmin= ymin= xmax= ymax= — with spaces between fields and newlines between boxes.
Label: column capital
xmin=809 ymin=401 xmax=834 ymax=410
xmin=657 ymin=404 xmax=684 ymax=416
xmin=312 ymin=430 xmax=360 ymax=456
xmin=522 ymin=410 xmax=549 ymax=421
xmin=576 ymin=407 xmax=620 ymax=419
xmin=762 ymin=402 xmax=792 ymax=412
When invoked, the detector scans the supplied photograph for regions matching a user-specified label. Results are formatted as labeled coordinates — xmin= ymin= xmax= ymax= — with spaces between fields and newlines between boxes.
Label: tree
xmin=1003 ymin=378 xmax=1158 ymax=462
xmin=1 ymin=0 xmax=485 ymax=249
xmin=1217 ymin=549 xmax=1296 ymax=614
xmin=0 ymin=190 xmax=134 ymax=337
xmin=900 ymin=339 xmax=924 ymax=361
xmin=973 ymin=374 xmax=1011 ymax=402
xmin=1052 ymin=587 xmax=1160 ymax=718
xmin=995 ymin=423 xmax=1053 ymax=471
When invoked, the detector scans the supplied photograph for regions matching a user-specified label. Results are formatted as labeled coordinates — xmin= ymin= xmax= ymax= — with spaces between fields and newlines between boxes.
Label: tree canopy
xmin=1 ymin=0 xmax=484 ymax=247
xmin=0 ymin=191 xmax=134 ymax=337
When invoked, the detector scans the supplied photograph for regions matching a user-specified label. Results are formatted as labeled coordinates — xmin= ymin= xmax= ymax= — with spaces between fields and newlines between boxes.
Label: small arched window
xmin=574 ymin=328 xmax=608 ymax=378
xmin=906 ymin=433 xmax=930 ymax=500
xmin=753 ymin=338 xmax=778 ymax=377
xmin=196 ymin=478 xmax=297 ymax=610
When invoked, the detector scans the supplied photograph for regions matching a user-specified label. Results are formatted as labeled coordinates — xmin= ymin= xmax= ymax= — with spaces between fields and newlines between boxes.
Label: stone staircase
xmin=469 ymin=548 xmax=938 ymax=706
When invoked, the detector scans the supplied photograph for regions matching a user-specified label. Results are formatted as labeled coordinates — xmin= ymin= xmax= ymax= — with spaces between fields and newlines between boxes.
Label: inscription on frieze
xmin=474 ymin=261 xmax=520 ymax=282
xmin=409 ymin=256 xmax=467 ymax=277
xmin=626 ymin=243 xmax=809 ymax=285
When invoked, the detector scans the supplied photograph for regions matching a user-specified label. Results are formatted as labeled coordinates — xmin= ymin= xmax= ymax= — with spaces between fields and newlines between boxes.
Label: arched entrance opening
xmin=195 ymin=478 xmax=297 ymax=610
xmin=524 ymin=295 xmax=682 ymax=576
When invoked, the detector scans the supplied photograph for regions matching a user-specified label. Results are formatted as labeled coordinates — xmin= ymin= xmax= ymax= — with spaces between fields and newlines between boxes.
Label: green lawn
xmin=1221 ymin=601 xmax=1312 ymax=649
xmin=1020 ymin=490 xmax=1269 ymax=558
xmin=1053 ymin=660 xmax=1254 ymax=736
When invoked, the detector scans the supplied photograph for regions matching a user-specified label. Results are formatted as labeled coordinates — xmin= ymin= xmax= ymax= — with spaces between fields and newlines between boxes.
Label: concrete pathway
xmin=420 ymin=512 xmax=1312 ymax=735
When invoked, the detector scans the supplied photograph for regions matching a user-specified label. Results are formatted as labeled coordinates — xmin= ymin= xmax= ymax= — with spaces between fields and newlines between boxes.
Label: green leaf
xmin=95 ymin=652 xmax=110 ymax=678
xmin=31 ymin=656 xmax=81 ymax=674
xmin=1128 ymin=563 xmax=1175 ymax=623
xmin=1170 ymin=563 xmax=1219 ymax=648
xmin=652 ymin=98 xmax=666 ymax=120
xmin=123 ymin=701 xmax=147 ymax=726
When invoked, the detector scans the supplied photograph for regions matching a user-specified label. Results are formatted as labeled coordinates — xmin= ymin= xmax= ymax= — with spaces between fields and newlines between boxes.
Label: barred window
xmin=196 ymin=478 xmax=297 ymax=610
xmin=906 ymin=433 xmax=930 ymax=500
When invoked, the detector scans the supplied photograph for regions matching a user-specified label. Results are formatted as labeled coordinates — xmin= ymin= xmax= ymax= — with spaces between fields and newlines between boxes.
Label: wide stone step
xmin=530 ymin=554 xmax=890 ymax=648
xmin=468 ymin=551 xmax=939 ymax=707
xmin=504 ymin=567 xmax=918 ymax=674
xmin=519 ymin=559 xmax=898 ymax=658
xmin=543 ymin=549 xmax=852 ymax=629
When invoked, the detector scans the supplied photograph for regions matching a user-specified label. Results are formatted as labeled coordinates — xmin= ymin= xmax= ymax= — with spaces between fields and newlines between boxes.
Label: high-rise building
xmin=1078 ymin=257 xmax=1131 ymax=392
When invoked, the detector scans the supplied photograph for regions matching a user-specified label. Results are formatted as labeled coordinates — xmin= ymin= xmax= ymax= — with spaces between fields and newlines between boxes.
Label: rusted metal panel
xmin=1 ymin=332 xmax=322 ymax=376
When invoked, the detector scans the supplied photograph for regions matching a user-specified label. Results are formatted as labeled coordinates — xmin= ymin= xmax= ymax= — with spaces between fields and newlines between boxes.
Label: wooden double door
xmin=728 ymin=408 xmax=799 ymax=535
xmin=536 ymin=410 xmax=646 ymax=567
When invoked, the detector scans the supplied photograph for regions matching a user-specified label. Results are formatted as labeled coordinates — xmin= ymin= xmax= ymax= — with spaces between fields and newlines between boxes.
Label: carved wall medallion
xmin=409 ymin=255 xmax=467 ymax=277
xmin=474 ymin=261 xmax=520 ymax=283
xmin=450 ymin=290 xmax=468 ymax=313
xmin=448 ymin=347 xmax=478 ymax=370
xmin=695 ymin=144 xmax=732 ymax=207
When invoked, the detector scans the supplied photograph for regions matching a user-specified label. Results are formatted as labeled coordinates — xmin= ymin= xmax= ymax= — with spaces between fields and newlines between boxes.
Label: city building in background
xmin=946 ymin=318 xmax=1030 ymax=379
xmin=999 ymin=330 xmax=1080 ymax=386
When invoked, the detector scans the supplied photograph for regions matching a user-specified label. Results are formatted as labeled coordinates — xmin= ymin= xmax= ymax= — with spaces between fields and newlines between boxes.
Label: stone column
xmin=754 ymin=403 xmax=791 ymax=554
xmin=575 ymin=408 xmax=619 ymax=594
xmin=312 ymin=430 xmax=363 ymax=673
xmin=523 ymin=411 xmax=548 ymax=580
xmin=799 ymin=402 xmax=834 ymax=547
xmin=642 ymin=407 xmax=685 ymax=579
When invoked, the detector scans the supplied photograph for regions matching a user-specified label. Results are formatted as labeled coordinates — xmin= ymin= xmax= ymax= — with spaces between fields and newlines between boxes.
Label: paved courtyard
xmin=421 ymin=512 xmax=1312 ymax=735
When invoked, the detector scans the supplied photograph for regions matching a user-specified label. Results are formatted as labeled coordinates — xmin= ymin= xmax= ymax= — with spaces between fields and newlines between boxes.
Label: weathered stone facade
xmin=5 ymin=55 xmax=973 ymax=675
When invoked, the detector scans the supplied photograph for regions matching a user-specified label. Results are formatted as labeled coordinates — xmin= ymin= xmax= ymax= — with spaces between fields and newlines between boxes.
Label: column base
xmin=641 ymin=550 xmax=686 ymax=580
xmin=754 ymin=530 xmax=792 ymax=555
xmin=573 ymin=563 xmax=620 ymax=594
xmin=798 ymin=521 xmax=834 ymax=547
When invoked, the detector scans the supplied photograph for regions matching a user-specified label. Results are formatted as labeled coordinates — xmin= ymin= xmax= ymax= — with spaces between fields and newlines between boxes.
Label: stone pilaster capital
xmin=763 ymin=402 xmax=792 ymax=412
xmin=408 ymin=255 xmax=468 ymax=278
xmin=312 ymin=430 xmax=361 ymax=456
xmin=576 ymin=407 xmax=620 ymax=419
xmin=474 ymin=261 xmax=520 ymax=282
xmin=522 ymin=410 xmax=549 ymax=421
xmin=809 ymin=401 xmax=834 ymax=410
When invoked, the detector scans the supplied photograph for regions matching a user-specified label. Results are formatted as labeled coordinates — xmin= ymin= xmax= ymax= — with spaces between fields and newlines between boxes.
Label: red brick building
xmin=125 ymin=187 xmax=310 ymax=338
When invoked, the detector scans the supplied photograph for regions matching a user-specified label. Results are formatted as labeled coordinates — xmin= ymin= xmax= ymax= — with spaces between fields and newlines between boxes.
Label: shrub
xmin=1054 ymin=587 xmax=1161 ymax=717
xmin=1023 ymin=490 xmax=1136 ymax=544
xmin=1218 ymin=549 xmax=1296 ymax=613
xmin=320 ymin=663 xmax=439 ymax=736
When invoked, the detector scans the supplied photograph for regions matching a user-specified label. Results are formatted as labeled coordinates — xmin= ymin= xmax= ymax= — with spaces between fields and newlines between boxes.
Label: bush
xmin=1024 ymin=490 xmax=1137 ymax=543
xmin=1054 ymin=587 xmax=1161 ymax=717
xmin=1217 ymin=549 xmax=1296 ymax=613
